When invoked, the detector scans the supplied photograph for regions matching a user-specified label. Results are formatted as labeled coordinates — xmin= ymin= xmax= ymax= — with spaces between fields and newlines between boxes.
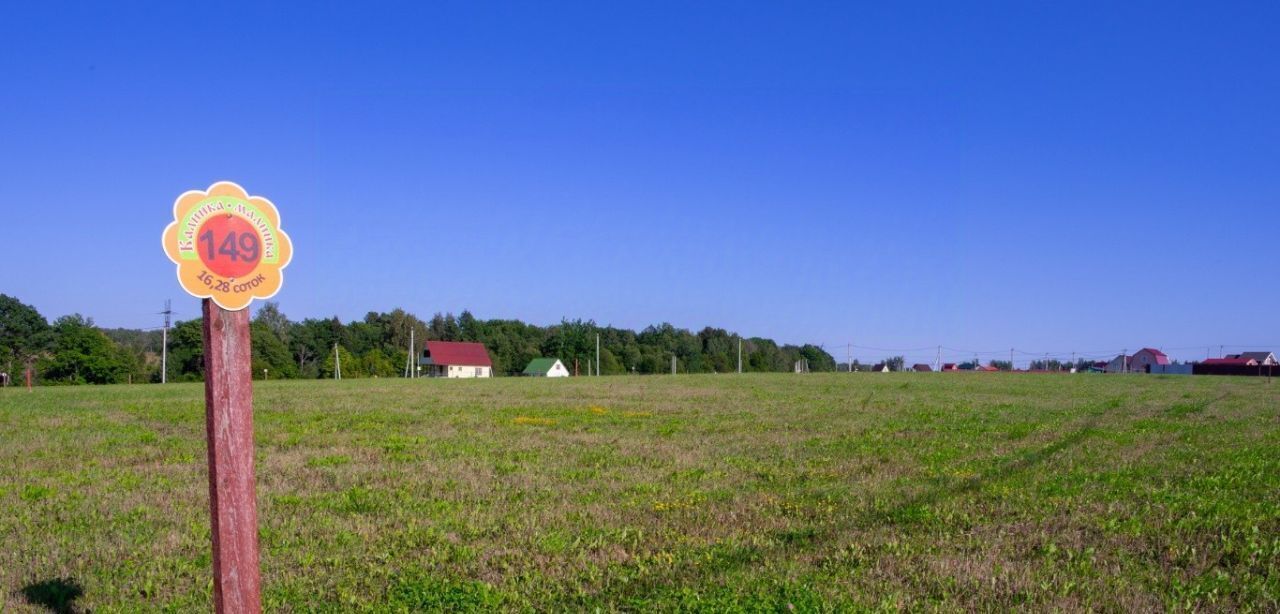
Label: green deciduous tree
xmin=251 ymin=321 xmax=299 ymax=379
xmin=320 ymin=345 xmax=358 ymax=379
xmin=0 ymin=294 xmax=53 ymax=378
xmin=253 ymin=301 xmax=292 ymax=344
xmin=42 ymin=315 xmax=133 ymax=384
xmin=880 ymin=356 xmax=905 ymax=372
xmin=166 ymin=319 xmax=205 ymax=381
xmin=362 ymin=348 xmax=397 ymax=378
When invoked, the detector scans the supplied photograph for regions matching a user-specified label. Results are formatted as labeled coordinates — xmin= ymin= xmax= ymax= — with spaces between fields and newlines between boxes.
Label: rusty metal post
xmin=202 ymin=299 xmax=262 ymax=613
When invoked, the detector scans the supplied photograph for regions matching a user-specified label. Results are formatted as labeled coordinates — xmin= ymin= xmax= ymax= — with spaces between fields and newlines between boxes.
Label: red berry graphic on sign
xmin=197 ymin=214 xmax=262 ymax=279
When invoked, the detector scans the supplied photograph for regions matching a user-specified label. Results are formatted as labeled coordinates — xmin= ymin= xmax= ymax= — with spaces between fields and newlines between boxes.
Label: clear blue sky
xmin=2 ymin=2 xmax=1277 ymax=366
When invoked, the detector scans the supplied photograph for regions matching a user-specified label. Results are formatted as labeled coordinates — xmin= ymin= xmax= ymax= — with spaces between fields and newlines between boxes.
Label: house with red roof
xmin=1203 ymin=357 xmax=1258 ymax=366
xmin=1130 ymin=348 xmax=1170 ymax=373
xmin=421 ymin=341 xmax=493 ymax=378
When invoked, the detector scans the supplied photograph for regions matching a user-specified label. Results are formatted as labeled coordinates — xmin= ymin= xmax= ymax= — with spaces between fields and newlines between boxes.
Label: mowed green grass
xmin=1 ymin=374 xmax=1278 ymax=612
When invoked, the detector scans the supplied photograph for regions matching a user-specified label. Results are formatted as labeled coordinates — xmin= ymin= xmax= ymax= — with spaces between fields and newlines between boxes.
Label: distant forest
xmin=0 ymin=294 xmax=838 ymax=384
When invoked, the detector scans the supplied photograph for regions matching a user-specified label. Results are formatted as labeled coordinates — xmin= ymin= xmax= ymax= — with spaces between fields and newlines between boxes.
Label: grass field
xmin=2 ymin=373 xmax=1278 ymax=612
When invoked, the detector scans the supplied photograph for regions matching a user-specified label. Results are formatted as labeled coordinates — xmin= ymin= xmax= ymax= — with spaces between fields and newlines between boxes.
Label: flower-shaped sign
xmin=162 ymin=181 xmax=293 ymax=311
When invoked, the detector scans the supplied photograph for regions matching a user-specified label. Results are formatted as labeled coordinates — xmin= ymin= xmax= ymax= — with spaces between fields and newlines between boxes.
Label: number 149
xmin=199 ymin=229 xmax=260 ymax=262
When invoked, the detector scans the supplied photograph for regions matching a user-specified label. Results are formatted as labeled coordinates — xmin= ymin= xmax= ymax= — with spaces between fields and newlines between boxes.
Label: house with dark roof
xmin=522 ymin=357 xmax=569 ymax=377
xmin=1130 ymin=348 xmax=1170 ymax=373
xmin=911 ymin=364 xmax=932 ymax=372
xmin=1106 ymin=354 xmax=1131 ymax=373
xmin=421 ymin=341 xmax=493 ymax=378
xmin=1227 ymin=351 xmax=1277 ymax=366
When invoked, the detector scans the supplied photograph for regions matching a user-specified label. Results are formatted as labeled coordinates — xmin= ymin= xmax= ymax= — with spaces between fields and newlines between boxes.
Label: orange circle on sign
xmin=197 ymin=215 xmax=262 ymax=279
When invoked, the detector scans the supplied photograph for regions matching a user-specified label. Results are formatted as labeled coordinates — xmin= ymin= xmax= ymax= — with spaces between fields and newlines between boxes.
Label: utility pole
xmin=405 ymin=328 xmax=414 ymax=378
xmin=1122 ymin=348 xmax=1128 ymax=373
xmin=161 ymin=299 xmax=172 ymax=384
xmin=334 ymin=343 xmax=342 ymax=380
xmin=671 ymin=355 xmax=677 ymax=375
xmin=596 ymin=333 xmax=600 ymax=377
xmin=738 ymin=338 xmax=743 ymax=374
xmin=935 ymin=345 xmax=941 ymax=372
xmin=1010 ymin=348 xmax=1014 ymax=371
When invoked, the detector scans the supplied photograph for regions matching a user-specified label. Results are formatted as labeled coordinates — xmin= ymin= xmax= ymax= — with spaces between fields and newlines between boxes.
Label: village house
xmin=1226 ymin=351 xmax=1277 ymax=366
xmin=522 ymin=357 xmax=569 ymax=377
xmin=912 ymin=364 xmax=932 ymax=372
xmin=1130 ymin=348 xmax=1170 ymax=373
xmin=1203 ymin=357 xmax=1258 ymax=366
xmin=1105 ymin=354 xmax=1131 ymax=373
xmin=420 ymin=341 xmax=492 ymax=378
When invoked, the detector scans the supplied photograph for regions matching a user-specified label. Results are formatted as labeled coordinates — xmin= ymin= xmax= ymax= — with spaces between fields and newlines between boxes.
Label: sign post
xmin=163 ymin=181 xmax=293 ymax=613
xmin=202 ymin=299 xmax=260 ymax=613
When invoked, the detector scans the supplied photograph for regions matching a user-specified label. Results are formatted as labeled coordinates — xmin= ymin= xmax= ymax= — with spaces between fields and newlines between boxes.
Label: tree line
xmin=0 ymin=294 xmax=837 ymax=384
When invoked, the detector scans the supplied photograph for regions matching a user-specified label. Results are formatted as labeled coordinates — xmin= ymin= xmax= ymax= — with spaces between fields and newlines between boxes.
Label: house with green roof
xmin=522 ymin=357 xmax=569 ymax=377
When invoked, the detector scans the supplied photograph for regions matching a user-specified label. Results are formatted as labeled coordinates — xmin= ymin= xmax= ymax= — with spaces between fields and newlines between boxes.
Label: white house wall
xmin=445 ymin=365 xmax=492 ymax=379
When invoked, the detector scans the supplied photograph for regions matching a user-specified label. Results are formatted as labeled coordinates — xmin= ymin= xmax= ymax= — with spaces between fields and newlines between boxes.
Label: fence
xmin=1191 ymin=363 xmax=1278 ymax=377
